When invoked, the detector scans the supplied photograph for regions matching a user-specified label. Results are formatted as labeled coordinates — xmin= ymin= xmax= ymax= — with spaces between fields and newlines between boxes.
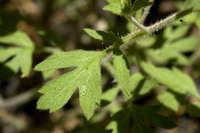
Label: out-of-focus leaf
xmin=157 ymin=90 xmax=180 ymax=112
xmin=185 ymin=0 xmax=200 ymax=10
xmin=187 ymin=101 xmax=200 ymax=117
xmin=0 ymin=31 xmax=35 ymax=77
xmin=164 ymin=25 xmax=190 ymax=40
xmin=103 ymin=1 xmax=122 ymax=15
xmin=101 ymin=87 xmax=120 ymax=102
xmin=133 ymin=120 xmax=155 ymax=133
xmin=103 ymin=0 xmax=152 ymax=15
xmin=141 ymin=62 xmax=200 ymax=99
xmin=132 ymin=0 xmax=152 ymax=12
xmin=106 ymin=109 xmax=131 ymax=133
xmin=137 ymin=78 xmax=157 ymax=96
xmin=136 ymin=36 xmax=156 ymax=49
xmin=146 ymin=36 xmax=199 ymax=66
xmin=132 ymin=105 xmax=177 ymax=129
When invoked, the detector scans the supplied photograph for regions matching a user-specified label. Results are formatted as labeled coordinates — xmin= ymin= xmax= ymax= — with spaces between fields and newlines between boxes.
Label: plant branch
xmin=126 ymin=16 xmax=149 ymax=32
xmin=120 ymin=9 xmax=193 ymax=50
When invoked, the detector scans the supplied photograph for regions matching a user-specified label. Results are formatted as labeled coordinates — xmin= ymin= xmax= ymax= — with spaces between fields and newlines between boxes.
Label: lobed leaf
xmin=0 ymin=31 xmax=34 ymax=48
xmin=0 ymin=31 xmax=35 ymax=77
xmin=35 ymin=50 xmax=105 ymax=119
xmin=35 ymin=50 xmax=102 ymax=71
xmin=146 ymin=37 xmax=199 ymax=65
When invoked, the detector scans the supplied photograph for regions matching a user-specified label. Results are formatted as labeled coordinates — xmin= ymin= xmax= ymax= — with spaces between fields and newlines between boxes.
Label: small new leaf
xmin=35 ymin=50 xmax=105 ymax=119
xmin=103 ymin=0 xmax=122 ymax=15
xmin=84 ymin=28 xmax=121 ymax=44
xmin=103 ymin=0 xmax=152 ymax=16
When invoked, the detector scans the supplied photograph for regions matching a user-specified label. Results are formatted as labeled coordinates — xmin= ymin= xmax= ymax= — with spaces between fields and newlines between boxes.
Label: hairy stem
xmin=120 ymin=9 xmax=193 ymax=50
xmin=127 ymin=16 xmax=149 ymax=32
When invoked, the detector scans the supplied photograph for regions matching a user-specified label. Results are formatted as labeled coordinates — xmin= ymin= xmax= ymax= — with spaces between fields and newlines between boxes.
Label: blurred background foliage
xmin=0 ymin=0 xmax=200 ymax=133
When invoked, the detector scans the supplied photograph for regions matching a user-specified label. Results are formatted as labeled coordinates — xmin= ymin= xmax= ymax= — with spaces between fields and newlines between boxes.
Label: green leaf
xmin=196 ymin=15 xmax=200 ymax=28
xmin=0 ymin=31 xmax=35 ymax=77
xmin=146 ymin=48 xmax=189 ymax=66
xmin=157 ymin=90 xmax=180 ymax=112
xmin=41 ymin=47 xmax=62 ymax=79
xmin=185 ymin=0 xmax=200 ymax=10
xmin=120 ymin=0 xmax=133 ymax=14
xmin=103 ymin=0 xmax=122 ymax=15
xmin=187 ymin=101 xmax=200 ymax=117
xmin=164 ymin=25 xmax=190 ymax=40
xmin=136 ymin=36 xmax=156 ymax=49
xmin=132 ymin=0 xmax=152 ymax=12
xmin=113 ymin=53 xmax=144 ymax=98
xmin=101 ymin=87 xmax=120 ymax=102
xmin=113 ymin=53 xmax=130 ymax=97
xmin=42 ymin=69 xmax=57 ymax=79
xmin=106 ymin=109 xmax=131 ymax=133
xmin=0 ymin=31 xmax=34 ymax=48
xmin=166 ymin=36 xmax=199 ymax=53
xmin=141 ymin=62 xmax=200 ymax=99
xmin=146 ymin=24 xmax=199 ymax=66
xmin=84 ymin=28 xmax=121 ymax=44
xmin=107 ymin=105 xmax=176 ymax=133
xmin=113 ymin=54 xmax=130 ymax=88
xmin=136 ymin=78 xmax=157 ymax=96
xmin=145 ymin=113 xmax=176 ymax=129
xmin=174 ymin=12 xmax=198 ymax=25
xmin=133 ymin=119 xmax=155 ymax=133
xmin=103 ymin=3 xmax=122 ymax=15
xmin=103 ymin=0 xmax=152 ymax=15
xmin=0 ymin=47 xmax=19 ymax=62
xmin=35 ymin=50 xmax=105 ymax=119
xmin=132 ymin=105 xmax=177 ymax=129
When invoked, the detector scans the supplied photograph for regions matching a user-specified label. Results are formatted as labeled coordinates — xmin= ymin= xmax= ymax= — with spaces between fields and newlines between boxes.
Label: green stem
xmin=120 ymin=9 xmax=193 ymax=50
